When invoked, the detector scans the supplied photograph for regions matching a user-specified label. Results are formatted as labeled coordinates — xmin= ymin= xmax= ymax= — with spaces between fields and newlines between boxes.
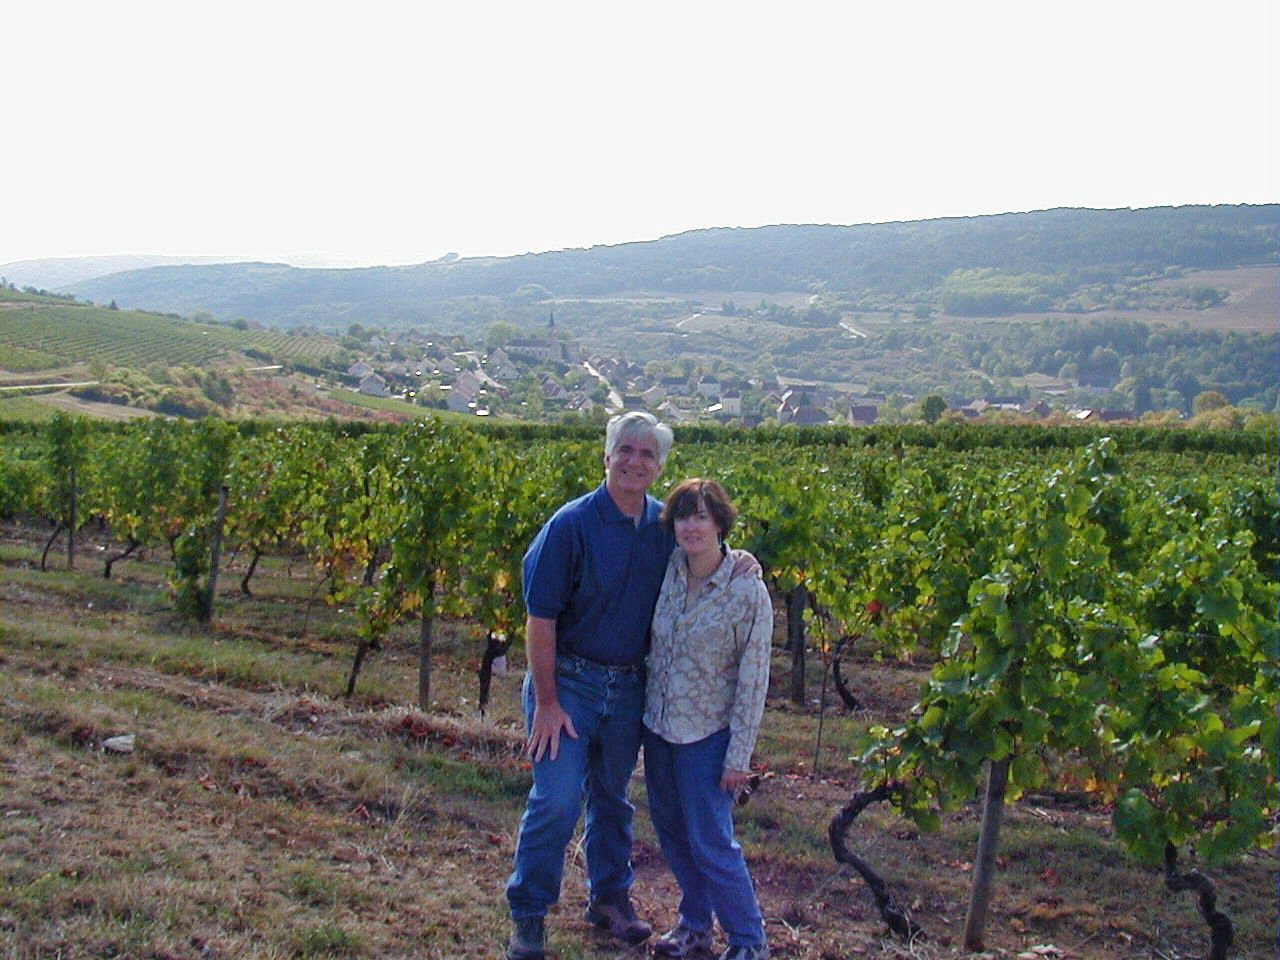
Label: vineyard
xmin=0 ymin=293 xmax=337 ymax=373
xmin=1 ymin=416 xmax=1275 ymax=959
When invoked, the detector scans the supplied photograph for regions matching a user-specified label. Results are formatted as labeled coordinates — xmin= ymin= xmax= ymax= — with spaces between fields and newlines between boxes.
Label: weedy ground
xmin=0 ymin=524 xmax=1273 ymax=960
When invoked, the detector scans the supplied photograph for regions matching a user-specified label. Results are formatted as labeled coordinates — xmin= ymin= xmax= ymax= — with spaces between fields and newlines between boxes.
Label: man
xmin=505 ymin=412 xmax=755 ymax=960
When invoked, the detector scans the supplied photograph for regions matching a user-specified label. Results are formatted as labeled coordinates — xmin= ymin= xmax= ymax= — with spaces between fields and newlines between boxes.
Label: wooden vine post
xmin=787 ymin=583 xmax=806 ymax=705
xmin=417 ymin=581 xmax=435 ymax=710
xmin=67 ymin=464 xmax=77 ymax=570
xmin=963 ymin=755 xmax=1011 ymax=951
xmin=203 ymin=484 xmax=229 ymax=622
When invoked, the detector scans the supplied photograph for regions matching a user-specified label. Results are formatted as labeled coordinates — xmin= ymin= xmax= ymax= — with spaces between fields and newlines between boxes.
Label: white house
xmin=657 ymin=399 xmax=689 ymax=423
xmin=486 ymin=348 xmax=520 ymax=382
xmin=358 ymin=373 xmax=390 ymax=397
xmin=847 ymin=404 xmax=878 ymax=426
xmin=444 ymin=388 xmax=473 ymax=415
xmin=508 ymin=338 xmax=564 ymax=362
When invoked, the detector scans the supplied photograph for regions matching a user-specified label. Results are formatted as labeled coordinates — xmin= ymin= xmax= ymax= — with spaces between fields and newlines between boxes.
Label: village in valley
xmin=341 ymin=316 xmax=1133 ymax=428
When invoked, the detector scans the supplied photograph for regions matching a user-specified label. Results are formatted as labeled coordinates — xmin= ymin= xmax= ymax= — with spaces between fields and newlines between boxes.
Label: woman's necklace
xmin=684 ymin=551 xmax=720 ymax=610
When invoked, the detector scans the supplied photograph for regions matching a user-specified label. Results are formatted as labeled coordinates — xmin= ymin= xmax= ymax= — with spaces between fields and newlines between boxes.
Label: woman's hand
xmin=721 ymin=767 xmax=753 ymax=793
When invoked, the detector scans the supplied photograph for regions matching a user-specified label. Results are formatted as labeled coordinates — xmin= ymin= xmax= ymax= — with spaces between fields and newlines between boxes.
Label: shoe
xmin=506 ymin=916 xmax=545 ymax=960
xmin=717 ymin=944 xmax=769 ymax=960
xmin=654 ymin=921 xmax=715 ymax=956
xmin=584 ymin=893 xmax=651 ymax=944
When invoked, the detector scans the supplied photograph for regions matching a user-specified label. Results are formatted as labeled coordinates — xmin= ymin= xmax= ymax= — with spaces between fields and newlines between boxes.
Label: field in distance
xmin=0 ymin=289 xmax=380 ymax=422
xmin=981 ymin=264 xmax=1279 ymax=333
xmin=0 ymin=288 xmax=337 ymax=375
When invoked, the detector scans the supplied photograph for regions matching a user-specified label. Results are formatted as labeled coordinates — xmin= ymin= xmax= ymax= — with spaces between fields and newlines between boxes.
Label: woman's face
xmin=673 ymin=500 xmax=721 ymax=559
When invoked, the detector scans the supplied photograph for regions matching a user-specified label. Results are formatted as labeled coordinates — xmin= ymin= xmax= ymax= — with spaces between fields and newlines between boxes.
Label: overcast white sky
xmin=3 ymin=0 xmax=1275 ymax=267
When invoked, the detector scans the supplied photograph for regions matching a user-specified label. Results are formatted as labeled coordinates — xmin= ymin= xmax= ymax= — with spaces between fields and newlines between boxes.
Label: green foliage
xmin=0 ymin=296 xmax=335 ymax=373
xmin=172 ymin=531 xmax=213 ymax=620
xmin=165 ymin=420 xmax=235 ymax=619
xmin=921 ymin=394 xmax=947 ymax=424
xmin=82 ymin=418 xmax=234 ymax=617
xmin=225 ymin=427 xmax=330 ymax=575
xmin=45 ymin=413 xmax=90 ymax=528
xmin=8 ymin=417 xmax=1275 ymax=871
xmin=363 ymin=420 xmax=478 ymax=658
xmin=940 ymin=268 xmax=1065 ymax=316
xmin=1192 ymin=390 xmax=1229 ymax=415
xmin=854 ymin=440 xmax=1277 ymax=867
xmin=0 ymin=423 xmax=53 ymax=516
xmin=291 ymin=922 xmax=360 ymax=958
xmin=463 ymin=439 xmax=599 ymax=641
xmin=0 ymin=342 xmax=65 ymax=371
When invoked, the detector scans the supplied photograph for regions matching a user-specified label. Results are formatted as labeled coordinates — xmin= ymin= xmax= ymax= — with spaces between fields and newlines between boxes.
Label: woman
xmin=643 ymin=478 xmax=772 ymax=960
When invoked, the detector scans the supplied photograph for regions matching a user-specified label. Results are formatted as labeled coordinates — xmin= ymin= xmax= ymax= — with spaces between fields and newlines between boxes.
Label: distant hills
xmin=0 ymin=255 xmax=255 ymax=292
xmin=34 ymin=205 xmax=1279 ymax=330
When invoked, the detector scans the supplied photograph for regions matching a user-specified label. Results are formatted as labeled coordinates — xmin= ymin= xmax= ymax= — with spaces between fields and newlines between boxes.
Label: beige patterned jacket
xmin=644 ymin=545 xmax=773 ymax=772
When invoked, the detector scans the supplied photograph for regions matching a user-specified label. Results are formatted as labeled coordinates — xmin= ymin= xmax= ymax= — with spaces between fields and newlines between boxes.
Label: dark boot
xmin=506 ymin=916 xmax=545 ymax=960
xmin=584 ymin=893 xmax=651 ymax=944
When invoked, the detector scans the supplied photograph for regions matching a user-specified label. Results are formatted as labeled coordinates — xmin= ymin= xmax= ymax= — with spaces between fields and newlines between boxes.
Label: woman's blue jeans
xmin=643 ymin=726 xmax=766 ymax=948
xmin=506 ymin=655 xmax=645 ymax=920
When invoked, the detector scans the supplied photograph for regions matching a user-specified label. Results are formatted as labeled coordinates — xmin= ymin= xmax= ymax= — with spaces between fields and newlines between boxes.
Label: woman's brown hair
xmin=660 ymin=478 xmax=738 ymax=539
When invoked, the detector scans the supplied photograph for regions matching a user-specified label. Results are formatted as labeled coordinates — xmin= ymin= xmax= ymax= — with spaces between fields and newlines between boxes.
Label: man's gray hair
xmin=605 ymin=411 xmax=674 ymax=466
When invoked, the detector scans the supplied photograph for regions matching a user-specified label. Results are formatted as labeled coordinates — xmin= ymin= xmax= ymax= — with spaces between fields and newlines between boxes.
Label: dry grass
xmin=17 ymin=391 xmax=160 ymax=421
xmin=994 ymin=265 xmax=1279 ymax=334
xmin=1138 ymin=265 xmax=1279 ymax=332
xmin=0 ymin=527 xmax=1273 ymax=960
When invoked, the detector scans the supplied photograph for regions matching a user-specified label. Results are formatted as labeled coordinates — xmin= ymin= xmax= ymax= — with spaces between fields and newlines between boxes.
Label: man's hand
xmin=527 ymin=701 xmax=578 ymax=762
xmin=721 ymin=767 xmax=753 ymax=792
xmin=729 ymin=548 xmax=762 ymax=580
xmin=523 ymin=615 xmax=576 ymax=762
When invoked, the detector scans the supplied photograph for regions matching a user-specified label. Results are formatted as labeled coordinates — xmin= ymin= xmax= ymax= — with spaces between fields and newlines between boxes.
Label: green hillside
xmin=65 ymin=205 xmax=1278 ymax=329
xmin=0 ymin=288 xmax=337 ymax=373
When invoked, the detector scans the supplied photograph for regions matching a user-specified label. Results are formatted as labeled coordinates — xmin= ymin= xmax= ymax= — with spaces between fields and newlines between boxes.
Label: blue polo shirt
xmin=523 ymin=483 xmax=675 ymax=667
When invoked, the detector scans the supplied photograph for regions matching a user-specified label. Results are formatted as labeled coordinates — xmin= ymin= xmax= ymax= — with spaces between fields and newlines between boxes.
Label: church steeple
xmin=547 ymin=308 xmax=555 ymax=329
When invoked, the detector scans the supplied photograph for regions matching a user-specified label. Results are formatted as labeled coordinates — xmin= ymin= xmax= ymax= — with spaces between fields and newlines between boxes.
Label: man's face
xmin=604 ymin=432 xmax=663 ymax=499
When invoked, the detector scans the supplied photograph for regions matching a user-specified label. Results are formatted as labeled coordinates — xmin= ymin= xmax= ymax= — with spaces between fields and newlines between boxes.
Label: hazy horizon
xmin=7 ymin=201 xmax=1278 ymax=275
xmin=4 ymin=1 xmax=1275 ymax=268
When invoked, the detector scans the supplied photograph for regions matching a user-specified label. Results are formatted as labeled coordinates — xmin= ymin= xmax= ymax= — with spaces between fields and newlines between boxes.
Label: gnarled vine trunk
xmin=828 ymin=784 xmax=922 ymax=942
xmin=417 ymin=580 xmax=435 ymax=710
xmin=104 ymin=537 xmax=141 ymax=578
xmin=478 ymin=630 xmax=512 ymax=716
xmin=1164 ymin=843 xmax=1233 ymax=960
xmin=240 ymin=548 xmax=262 ymax=596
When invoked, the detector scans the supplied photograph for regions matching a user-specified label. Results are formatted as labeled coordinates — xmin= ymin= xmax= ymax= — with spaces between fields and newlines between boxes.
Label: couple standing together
xmin=505 ymin=412 xmax=773 ymax=960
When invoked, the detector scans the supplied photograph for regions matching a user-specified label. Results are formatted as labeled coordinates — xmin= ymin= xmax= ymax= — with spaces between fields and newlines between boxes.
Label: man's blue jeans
xmin=642 ymin=726 xmax=766 ymax=949
xmin=506 ymin=655 xmax=645 ymax=920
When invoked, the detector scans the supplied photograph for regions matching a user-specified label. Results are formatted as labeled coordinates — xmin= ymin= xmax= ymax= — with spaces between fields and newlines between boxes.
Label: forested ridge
xmin=66 ymin=205 xmax=1277 ymax=326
